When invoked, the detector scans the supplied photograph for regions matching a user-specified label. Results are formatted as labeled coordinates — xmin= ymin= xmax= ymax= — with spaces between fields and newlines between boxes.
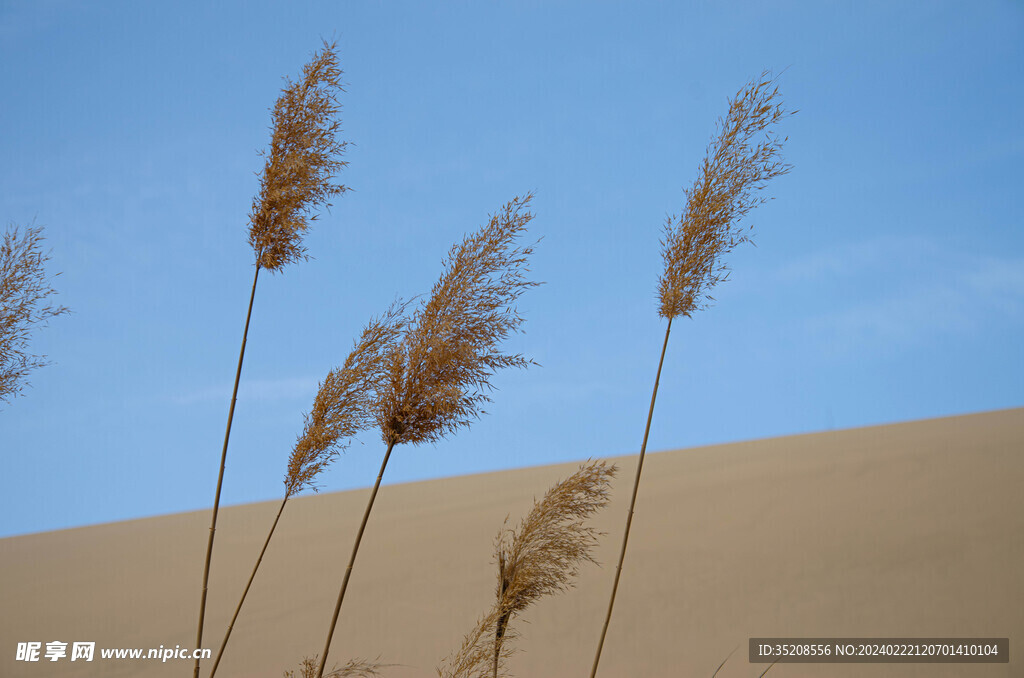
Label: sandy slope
xmin=2 ymin=408 xmax=1021 ymax=678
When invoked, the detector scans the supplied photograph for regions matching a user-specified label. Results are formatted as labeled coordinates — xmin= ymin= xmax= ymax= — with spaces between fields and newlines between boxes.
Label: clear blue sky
xmin=2 ymin=1 xmax=1021 ymax=538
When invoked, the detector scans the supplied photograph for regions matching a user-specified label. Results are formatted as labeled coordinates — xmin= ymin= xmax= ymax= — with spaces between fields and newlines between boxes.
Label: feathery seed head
xmin=249 ymin=39 xmax=349 ymax=272
xmin=437 ymin=460 xmax=617 ymax=678
xmin=0 ymin=222 xmax=70 ymax=406
xmin=284 ymin=303 xmax=406 ymax=498
xmin=375 ymin=194 xmax=540 ymax=447
xmin=436 ymin=605 xmax=511 ymax=678
xmin=493 ymin=460 xmax=617 ymax=619
xmin=284 ymin=655 xmax=386 ymax=678
xmin=658 ymin=71 xmax=793 ymax=319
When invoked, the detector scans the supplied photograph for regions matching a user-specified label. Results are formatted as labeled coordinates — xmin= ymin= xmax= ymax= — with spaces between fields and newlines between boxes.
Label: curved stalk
xmin=590 ymin=316 xmax=672 ymax=677
xmin=315 ymin=440 xmax=396 ymax=678
xmin=194 ymin=263 xmax=260 ymax=678
xmin=208 ymin=496 xmax=289 ymax=677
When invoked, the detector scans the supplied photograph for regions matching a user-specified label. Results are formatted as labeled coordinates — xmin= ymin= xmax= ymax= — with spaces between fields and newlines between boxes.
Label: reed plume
xmin=438 ymin=460 xmax=617 ymax=678
xmin=207 ymin=305 xmax=404 ymax=678
xmin=0 ymin=222 xmax=70 ymax=407
xmin=195 ymin=38 xmax=349 ymax=678
xmin=590 ymin=71 xmax=793 ymax=677
xmin=285 ymin=655 xmax=387 ymax=678
xmin=315 ymin=194 xmax=540 ymax=678
xmin=248 ymin=40 xmax=350 ymax=272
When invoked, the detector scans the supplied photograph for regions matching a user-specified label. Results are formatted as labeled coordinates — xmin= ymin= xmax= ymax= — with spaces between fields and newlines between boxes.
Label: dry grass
xmin=5 ymin=26 xmax=806 ymax=678
xmin=437 ymin=606 xmax=509 ymax=678
xmin=375 ymin=193 xmax=540 ymax=446
xmin=208 ymin=306 xmax=406 ymax=677
xmin=195 ymin=39 xmax=351 ymax=678
xmin=0 ymin=222 xmax=70 ymax=406
xmin=315 ymin=195 xmax=540 ymax=678
xmin=284 ymin=655 xmax=389 ymax=678
xmin=590 ymin=72 xmax=793 ymax=678
xmin=438 ymin=460 xmax=617 ymax=678
xmin=249 ymin=39 xmax=350 ymax=272
xmin=285 ymin=302 xmax=407 ymax=498
xmin=657 ymin=70 xmax=793 ymax=320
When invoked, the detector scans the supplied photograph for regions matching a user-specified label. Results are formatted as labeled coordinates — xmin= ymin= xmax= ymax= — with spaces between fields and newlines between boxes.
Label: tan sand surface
xmin=2 ymin=408 xmax=1021 ymax=677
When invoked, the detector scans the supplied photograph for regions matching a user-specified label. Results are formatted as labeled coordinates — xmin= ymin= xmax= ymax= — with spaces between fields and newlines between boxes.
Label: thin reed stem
xmin=590 ymin=316 xmax=671 ymax=678
xmin=208 ymin=495 xmax=287 ymax=678
xmin=711 ymin=646 xmax=739 ymax=677
xmin=208 ymin=308 xmax=402 ymax=677
xmin=759 ymin=657 xmax=780 ymax=677
xmin=438 ymin=461 xmax=615 ymax=678
xmin=315 ymin=440 xmax=396 ymax=678
xmin=316 ymin=196 xmax=536 ymax=678
xmin=591 ymin=71 xmax=790 ymax=675
xmin=194 ymin=263 xmax=260 ymax=678
xmin=192 ymin=39 xmax=347 ymax=678
xmin=493 ymin=603 xmax=509 ymax=678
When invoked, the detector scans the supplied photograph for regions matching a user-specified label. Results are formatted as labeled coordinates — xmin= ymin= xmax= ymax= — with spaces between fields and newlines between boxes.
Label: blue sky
xmin=1 ymin=1 xmax=1021 ymax=538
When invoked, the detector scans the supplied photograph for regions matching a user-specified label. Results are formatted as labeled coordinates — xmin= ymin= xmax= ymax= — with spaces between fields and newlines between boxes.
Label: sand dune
xmin=2 ymin=408 xmax=1021 ymax=677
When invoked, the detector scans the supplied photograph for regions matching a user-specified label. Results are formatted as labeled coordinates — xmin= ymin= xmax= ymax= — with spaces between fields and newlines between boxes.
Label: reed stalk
xmin=710 ymin=645 xmax=778 ymax=676
xmin=0 ymin=222 xmax=70 ymax=407
xmin=589 ymin=71 xmax=793 ymax=677
xmin=314 ymin=194 xmax=540 ymax=678
xmin=710 ymin=646 xmax=738 ymax=677
xmin=207 ymin=307 xmax=403 ymax=678
xmin=194 ymin=38 xmax=349 ymax=678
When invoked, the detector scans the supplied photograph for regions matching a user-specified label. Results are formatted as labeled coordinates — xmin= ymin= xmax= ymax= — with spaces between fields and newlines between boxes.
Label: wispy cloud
xmin=772 ymin=234 xmax=939 ymax=282
xmin=773 ymin=236 xmax=1024 ymax=355
xmin=961 ymin=256 xmax=1024 ymax=316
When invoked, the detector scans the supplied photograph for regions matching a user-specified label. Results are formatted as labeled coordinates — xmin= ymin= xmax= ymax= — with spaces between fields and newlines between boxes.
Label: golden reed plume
xmin=657 ymin=71 xmax=793 ymax=320
xmin=591 ymin=71 xmax=793 ymax=678
xmin=438 ymin=461 xmax=617 ymax=678
xmin=375 ymin=194 xmax=540 ymax=446
xmin=249 ymin=41 xmax=350 ymax=272
xmin=285 ymin=655 xmax=389 ymax=678
xmin=0 ymin=222 xmax=70 ymax=406
xmin=195 ymin=39 xmax=350 ymax=678
xmin=208 ymin=305 xmax=405 ymax=677
xmin=315 ymin=194 xmax=540 ymax=678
